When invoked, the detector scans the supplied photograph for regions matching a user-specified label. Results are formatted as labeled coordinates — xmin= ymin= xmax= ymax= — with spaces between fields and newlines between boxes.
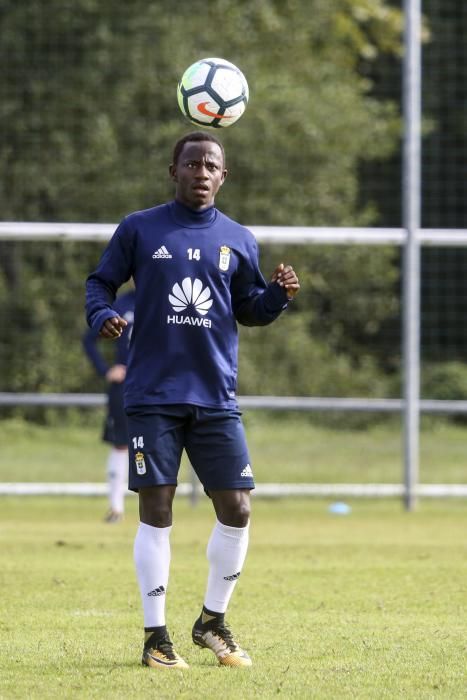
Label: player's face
xmin=170 ymin=141 xmax=227 ymax=211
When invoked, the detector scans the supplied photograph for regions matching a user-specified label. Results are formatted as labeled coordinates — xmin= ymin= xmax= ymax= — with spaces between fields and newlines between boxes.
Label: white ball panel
xmin=211 ymin=68 xmax=245 ymax=101
xmin=202 ymin=57 xmax=239 ymax=70
xmin=177 ymin=85 xmax=185 ymax=113
xmin=216 ymin=101 xmax=245 ymax=127
xmin=181 ymin=61 xmax=211 ymax=90
xmin=186 ymin=91 xmax=222 ymax=125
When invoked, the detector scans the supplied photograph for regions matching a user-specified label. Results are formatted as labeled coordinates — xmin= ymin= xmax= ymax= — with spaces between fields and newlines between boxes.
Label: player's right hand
xmin=99 ymin=316 xmax=128 ymax=339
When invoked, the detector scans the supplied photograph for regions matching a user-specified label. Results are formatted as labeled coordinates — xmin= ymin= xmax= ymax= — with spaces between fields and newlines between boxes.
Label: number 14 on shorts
xmin=132 ymin=435 xmax=144 ymax=449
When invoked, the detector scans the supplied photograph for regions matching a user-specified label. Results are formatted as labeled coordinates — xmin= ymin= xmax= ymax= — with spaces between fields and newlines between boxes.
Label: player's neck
xmin=170 ymin=200 xmax=217 ymax=228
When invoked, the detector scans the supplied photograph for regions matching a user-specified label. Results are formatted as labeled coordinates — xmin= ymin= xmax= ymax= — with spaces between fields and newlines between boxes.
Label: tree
xmin=0 ymin=0 xmax=403 ymax=409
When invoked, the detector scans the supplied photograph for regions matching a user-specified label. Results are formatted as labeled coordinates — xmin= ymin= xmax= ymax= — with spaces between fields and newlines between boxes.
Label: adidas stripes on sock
xmin=204 ymin=519 xmax=250 ymax=614
xmin=134 ymin=522 xmax=171 ymax=628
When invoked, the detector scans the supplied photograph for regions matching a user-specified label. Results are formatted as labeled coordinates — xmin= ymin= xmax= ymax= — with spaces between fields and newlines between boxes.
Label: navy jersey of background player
xmin=86 ymin=201 xmax=289 ymax=409
xmin=83 ymin=290 xmax=135 ymax=376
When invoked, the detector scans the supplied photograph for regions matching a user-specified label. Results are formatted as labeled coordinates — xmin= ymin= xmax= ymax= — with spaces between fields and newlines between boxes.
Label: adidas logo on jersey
xmin=240 ymin=464 xmax=253 ymax=478
xmin=152 ymin=245 xmax=172 ymax=259
xmin=147 ymin=585 xmax=166 ymax=597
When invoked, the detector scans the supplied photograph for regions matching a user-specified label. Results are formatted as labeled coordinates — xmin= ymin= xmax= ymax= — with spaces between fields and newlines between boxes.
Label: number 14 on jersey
xmin=187 ymin=248 xmax=200 ymax=261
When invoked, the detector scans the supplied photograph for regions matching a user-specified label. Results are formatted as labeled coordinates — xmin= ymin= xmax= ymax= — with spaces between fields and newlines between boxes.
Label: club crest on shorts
xmin=219 ymin=245 xmax=231 ymax=271
xmin=135 ymin=451 xmax=147 ymax=475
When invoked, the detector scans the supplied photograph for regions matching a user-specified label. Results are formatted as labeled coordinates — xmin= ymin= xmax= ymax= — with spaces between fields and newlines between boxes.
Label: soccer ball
xmin=177 ymin=58 xmax=249 ymax=129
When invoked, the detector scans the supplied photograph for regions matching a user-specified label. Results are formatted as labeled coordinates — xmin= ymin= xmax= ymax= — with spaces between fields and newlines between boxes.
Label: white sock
xmin=204 ymin=520 xmax=250 ymax=614
xmin=134 ymin=522 xmax=171 ymax=628
xmin=106 ymin=448 xmax=128 ymax=513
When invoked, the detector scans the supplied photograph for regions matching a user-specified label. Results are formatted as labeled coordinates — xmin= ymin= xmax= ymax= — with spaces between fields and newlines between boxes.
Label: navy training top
xmin=85 ymin=200 xmax=289 ymax=409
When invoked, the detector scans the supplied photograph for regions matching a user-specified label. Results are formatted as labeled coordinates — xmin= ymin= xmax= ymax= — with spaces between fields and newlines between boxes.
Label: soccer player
xmin=85 ymin=132 xmax=300 ymax=670
xmin=82 ymin=289 xmax=135 ymax=522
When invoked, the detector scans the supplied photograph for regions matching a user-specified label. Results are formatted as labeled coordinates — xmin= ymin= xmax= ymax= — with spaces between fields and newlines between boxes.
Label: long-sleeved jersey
xmin=82 ymin=290 xmax=135 ymax=376
xmin=86 ymin=200 xmax=289 ymax=409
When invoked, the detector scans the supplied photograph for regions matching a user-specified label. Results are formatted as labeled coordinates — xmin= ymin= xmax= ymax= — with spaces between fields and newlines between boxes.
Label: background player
xmin=82 ymin=288 xmax=135 ymax=522
xmin=85 ymin=131 xmax=300 ymax=668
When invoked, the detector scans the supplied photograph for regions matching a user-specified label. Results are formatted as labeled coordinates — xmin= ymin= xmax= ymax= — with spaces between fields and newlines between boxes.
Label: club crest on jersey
xmin=219 ymin=245 xmax=231 ymax=271
xmin=135 ymin=451 xmax=146 ymax=475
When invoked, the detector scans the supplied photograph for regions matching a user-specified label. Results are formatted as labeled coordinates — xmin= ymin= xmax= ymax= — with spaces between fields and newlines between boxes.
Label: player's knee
xmin=233 ymin=504 xmax=250 ymax=528
xmin=219 ymin=500 xmax=251 ymax=528
xmin=138 ymin=487 xmax=174 ymax=528
xmin=140 ymin=505 xmax=172 ymax=528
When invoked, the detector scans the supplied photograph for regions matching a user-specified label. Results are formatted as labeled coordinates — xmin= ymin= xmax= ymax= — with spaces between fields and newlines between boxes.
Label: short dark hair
xmin=172 ymin=131 xmax=225 ymax=167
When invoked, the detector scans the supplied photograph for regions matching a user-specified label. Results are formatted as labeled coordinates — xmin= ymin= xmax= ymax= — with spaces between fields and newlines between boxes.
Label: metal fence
xmin=1 ymin=222 xmax=467 ymax=502
xmin=2 ymin=1 xmax=467 ymax=505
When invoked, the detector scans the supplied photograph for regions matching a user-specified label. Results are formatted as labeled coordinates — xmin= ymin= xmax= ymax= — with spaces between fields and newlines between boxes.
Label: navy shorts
xmin=102 ymin=382 xmax=128 ymax=447
xmin=125 ymin=404 xmax=255 ymax=493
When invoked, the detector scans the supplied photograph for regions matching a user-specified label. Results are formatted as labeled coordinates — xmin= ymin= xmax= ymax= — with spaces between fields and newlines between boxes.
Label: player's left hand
xmin=106 ymin=364 xmax=127 ymax=383
xmin=271 ymin=263 xmax=300 ymax=300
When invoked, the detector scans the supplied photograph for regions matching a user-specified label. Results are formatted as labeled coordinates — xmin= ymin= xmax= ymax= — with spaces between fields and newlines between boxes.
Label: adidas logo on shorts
xmin=240 ymin=464 xmax=253 ymax=478
xmin=152 ymin=245 xmax=172 ymax=259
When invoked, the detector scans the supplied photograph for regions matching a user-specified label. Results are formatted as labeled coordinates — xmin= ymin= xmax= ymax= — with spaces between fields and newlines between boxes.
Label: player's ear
xmin=169 ymin=164 xmax=177 ymax=181
xmin=220 ymin=168 xmax=228 ymax=185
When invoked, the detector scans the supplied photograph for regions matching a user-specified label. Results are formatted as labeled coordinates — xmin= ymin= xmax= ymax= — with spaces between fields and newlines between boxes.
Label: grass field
xmin=2 ymin=414 xmax=467 ymax=484
xmin=1 ymin=497 xmax=466 ymax=699
xmin=1 ymin=416 xmax=466 ymax=697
